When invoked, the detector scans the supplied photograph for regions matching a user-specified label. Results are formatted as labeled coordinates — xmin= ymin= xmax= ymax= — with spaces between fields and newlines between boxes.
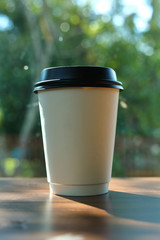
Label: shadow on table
xmin=64 ymin=191 xmax=160 ymax=224
xmin=1 ymin=190 xmax=160 ymax=240
xmin=42 ymin=193 xmax=160 ymax=240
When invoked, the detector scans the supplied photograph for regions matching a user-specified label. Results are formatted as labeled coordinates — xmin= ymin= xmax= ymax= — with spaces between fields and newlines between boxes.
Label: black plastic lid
xmin=34 ymin=66 xmax=123 ymax=93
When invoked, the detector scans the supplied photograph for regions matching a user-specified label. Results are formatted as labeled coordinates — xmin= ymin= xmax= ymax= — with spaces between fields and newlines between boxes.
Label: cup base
xmin=49 ymin=182 xmax=109 ymax=196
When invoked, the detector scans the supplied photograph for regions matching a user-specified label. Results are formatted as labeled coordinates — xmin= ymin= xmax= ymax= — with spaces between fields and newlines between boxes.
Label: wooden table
xmin=0 ymin=178 xmax=160 ymax=240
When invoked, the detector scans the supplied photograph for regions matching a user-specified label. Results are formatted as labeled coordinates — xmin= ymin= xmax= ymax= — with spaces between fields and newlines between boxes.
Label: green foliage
xmin=0 ymin=0 xmax=160 ymax=177
xmin=112 ymin=155 xmax=125 ymax=177
xmin=0 ymin=158 xmax=46 ymax=177
xmin=0 ymin=0 xmax=159 ymax=137
xmin=1 ymin=158 xmax=19 ymax=176
xmin=17 ymin=159 xmax=46 ymax=177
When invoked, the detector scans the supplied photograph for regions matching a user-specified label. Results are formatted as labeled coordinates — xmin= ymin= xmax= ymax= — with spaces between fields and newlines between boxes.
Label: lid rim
xmin=34 ymin=83 xmax=124 ymax=94
xmin=34 ymin=78 xmax=123 ymax=87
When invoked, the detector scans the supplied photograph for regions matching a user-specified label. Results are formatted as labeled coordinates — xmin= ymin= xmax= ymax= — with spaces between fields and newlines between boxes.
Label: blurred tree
xmin=0 ymin=0 xmax=160 ymax=176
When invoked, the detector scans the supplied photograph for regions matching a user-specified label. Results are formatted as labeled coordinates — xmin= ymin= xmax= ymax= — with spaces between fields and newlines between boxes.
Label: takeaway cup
xmin=34 ymin=66 xmax=123 ymax=196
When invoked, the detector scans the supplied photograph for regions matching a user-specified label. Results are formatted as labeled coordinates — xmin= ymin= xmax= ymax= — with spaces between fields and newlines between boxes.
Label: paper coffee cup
xmin=34 ymin=66 xmax=123 ymax=196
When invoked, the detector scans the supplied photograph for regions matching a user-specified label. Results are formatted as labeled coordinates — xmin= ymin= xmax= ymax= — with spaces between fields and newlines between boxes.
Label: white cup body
xmin=38 ymin=87 xmax=119 ymax=196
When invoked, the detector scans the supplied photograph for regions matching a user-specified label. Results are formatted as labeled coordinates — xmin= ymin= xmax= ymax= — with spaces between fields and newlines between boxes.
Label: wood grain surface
xmin=0 ymin=178 xmax=160 ymax=240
